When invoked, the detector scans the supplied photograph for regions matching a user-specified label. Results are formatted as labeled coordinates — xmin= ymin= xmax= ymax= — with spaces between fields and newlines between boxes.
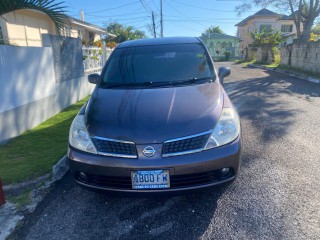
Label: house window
xmin=281 ymin=25 xmax=293 ymax=33
xmin=89 ymin=31 xmax=95 ymax=43
xmin=77 ymin=30 xmax=83 ymax=39
xmin=259 ymin=24 xmax=272 ymax=33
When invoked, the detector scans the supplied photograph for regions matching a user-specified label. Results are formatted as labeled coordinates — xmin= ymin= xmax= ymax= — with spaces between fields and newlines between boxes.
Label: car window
xmin=100 ymin=43 xmax=215 ymax=88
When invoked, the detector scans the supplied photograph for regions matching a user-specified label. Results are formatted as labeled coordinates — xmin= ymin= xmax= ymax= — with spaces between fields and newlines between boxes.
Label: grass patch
xmin=253 ymin=62 xmax=320 ymax=79
xmin=234 ymin=59 xmax=255 ymax=66
xmin=0 ymin=97 xmax=89 ymax=185
xmin=235 ymin=58 xmax=320 ymax=79
xmin=7 ymin=189 xmax=32 ymax=209
xmin=260 ymin=62 xmax=280 ymax=68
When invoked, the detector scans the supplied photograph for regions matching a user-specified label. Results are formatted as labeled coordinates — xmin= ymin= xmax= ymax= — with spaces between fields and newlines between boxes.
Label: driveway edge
xmin=3 ymin=156 xmax=69 ymax=195
xmin=248 ymin=64 xmax=320 ymax=84
xmin=0 ymin=156 xmax=69 ymax=240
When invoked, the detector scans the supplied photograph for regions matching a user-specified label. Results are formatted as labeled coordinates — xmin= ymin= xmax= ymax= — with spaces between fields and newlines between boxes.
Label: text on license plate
xmin=131 ymin=170 xmax=170 ymax=189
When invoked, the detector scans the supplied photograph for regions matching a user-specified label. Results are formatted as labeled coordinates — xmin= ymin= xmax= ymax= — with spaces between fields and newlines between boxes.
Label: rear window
xmin=100 ymin=43 xmax=215 ymax=87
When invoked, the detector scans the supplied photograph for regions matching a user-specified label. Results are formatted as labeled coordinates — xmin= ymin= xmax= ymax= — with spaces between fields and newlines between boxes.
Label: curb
xmin=0 ymin=156 xmax=69 ymax=240
xmin=52 ymin=156 xmax=70 ymax=182
xmin=3 ymin=156 xmax=69 ymax=195
xmin=247 ymin=64 xmax=320 ymax=84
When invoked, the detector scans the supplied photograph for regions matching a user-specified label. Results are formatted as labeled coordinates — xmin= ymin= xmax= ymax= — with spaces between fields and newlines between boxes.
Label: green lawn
xmin=0 ymin=97 xmax=89 ymax=185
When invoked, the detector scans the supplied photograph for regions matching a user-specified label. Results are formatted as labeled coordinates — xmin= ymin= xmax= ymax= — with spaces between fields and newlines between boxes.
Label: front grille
xmin=162 ymin=131 xmax=212 ymax=157
xmin=77 ymin=169 xmax=233 ymax=190
xmin=91 ymin=137 xmax=137 ymax=158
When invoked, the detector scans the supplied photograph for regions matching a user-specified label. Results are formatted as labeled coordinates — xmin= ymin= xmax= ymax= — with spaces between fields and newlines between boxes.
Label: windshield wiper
xmin=171 ymin=77 xmax=213 ymax=86
xmin=101 ymin=77 xmax=212 ymax=89
xmin=101 ymin=81 xmax=167 ymax=89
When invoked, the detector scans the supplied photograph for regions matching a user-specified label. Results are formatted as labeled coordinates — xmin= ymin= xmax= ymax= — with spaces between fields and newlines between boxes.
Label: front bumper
xmin=68 ymin=136 xmax=241 ymax=195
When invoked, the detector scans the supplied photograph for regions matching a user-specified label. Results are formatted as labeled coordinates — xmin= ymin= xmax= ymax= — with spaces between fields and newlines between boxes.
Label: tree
xmin=104 ymin=22 xmax=147 ymax=45
xmin=312 ymin=20 xmax=320 ymax=33
xmin=310 ymin=20 xmax=320 ymax=40
xmin=249 ymin=30 xmax=283 ymax=47
xmin=235 ymin=0 xmax=320 ymax=41
xmin=0 ymin=0 xmax=66 ymax=35
xmin=201 ymin=26 xmax=224 ymax=37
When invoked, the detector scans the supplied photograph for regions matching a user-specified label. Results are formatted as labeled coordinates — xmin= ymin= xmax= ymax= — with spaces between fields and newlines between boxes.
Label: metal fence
xmin=82 ymin=47 xmax=113 ymax=73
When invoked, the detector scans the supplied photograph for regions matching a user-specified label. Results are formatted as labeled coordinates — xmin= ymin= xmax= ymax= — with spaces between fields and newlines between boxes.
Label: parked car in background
xmin=68 ymin=37 xmax=241 ymax=195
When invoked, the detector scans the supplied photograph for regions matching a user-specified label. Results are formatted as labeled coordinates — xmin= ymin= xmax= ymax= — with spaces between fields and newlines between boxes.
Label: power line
xmin=163 ymin=15 xmax=242 ymax=20
xmin=171 ymin=0 xmax=256 ymax=13
xmin=164 ymin=18 xmax=240 ymax=22
xmin=140 ymin=0 xmax=153 ymax=14
xmin=86 ymin=1 xmax=140 ymax=14
xmin=166 ymin=21 xmax=202 ymax=34
xmin=90 ymin=16 xmax=150 ymax=24
xmin=89 ymin=16 xmax=150 ymax=21
xmin=86 ymin=12 xmax=147 ymax=19
xmin=165 ymin=0 xmax=207 ymax=28
xmin=165 ymin=20 xmax=239 ymax=23
xmin=149 ymin=0 xmax=160 ymax=11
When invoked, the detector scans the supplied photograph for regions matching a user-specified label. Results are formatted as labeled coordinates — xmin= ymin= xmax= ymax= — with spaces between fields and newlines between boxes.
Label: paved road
xmin=10 ymin=63 xmax=320 ymax=240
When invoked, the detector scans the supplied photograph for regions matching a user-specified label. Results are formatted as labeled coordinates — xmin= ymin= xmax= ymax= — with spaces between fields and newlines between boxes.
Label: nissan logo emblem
xmin=143 ymin=146 xmax=156 ymax=157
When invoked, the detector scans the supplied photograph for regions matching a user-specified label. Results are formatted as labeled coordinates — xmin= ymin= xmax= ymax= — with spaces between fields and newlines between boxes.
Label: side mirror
xmin=218 ymin=67 xmax=231 ymax=84
xmin=88 ymin=73 xmax=100 ymax=84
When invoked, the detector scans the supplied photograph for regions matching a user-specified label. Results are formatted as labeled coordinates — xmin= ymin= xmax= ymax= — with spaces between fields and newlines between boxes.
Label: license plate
xmin=131 ymin=170 xmax=170 ymax=189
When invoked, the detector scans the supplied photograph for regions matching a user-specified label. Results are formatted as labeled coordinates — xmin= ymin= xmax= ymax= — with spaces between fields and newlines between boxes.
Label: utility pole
xmin=160 ymin=0 xmax=163 ymax=37
xmin=152 ymin=12 xmax=157 ymax=38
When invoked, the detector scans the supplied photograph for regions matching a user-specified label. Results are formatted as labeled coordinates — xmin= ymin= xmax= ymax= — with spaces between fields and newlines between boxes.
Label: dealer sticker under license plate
xmin=131 ymin=170 xmax=170 ymax=189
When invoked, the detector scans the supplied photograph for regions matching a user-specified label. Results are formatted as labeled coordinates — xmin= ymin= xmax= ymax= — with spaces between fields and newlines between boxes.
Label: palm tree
xmin=0 ymin=0 xmax=67 ymax=35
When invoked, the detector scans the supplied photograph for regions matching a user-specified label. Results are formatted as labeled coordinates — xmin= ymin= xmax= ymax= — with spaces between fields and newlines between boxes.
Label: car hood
xmin=86 ymin=82 xmax=223 ymax=144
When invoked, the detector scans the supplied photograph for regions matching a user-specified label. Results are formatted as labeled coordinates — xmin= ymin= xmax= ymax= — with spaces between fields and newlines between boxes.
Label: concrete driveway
xmin=9 ymin=62 xmax=320 ymax=240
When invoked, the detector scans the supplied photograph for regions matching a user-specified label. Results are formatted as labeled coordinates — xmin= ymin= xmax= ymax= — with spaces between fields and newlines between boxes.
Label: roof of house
xmin=235 ymin=8 xmax=293 ymax=26
xmin=200 ymin=33 xmax=240 ymax=40
xmin=69 ymin=17 xmax=107 ymax=34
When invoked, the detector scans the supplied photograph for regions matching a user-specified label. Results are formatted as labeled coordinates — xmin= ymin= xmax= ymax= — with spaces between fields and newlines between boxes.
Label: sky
xmin=63 ymin=0 xmax=277 ymax=37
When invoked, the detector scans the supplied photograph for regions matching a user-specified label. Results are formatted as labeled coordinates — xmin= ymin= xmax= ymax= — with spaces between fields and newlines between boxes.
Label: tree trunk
xmin=289 ymin=0 xmax=302 ymax=39
xmin=301 ymin=19 xmax=315 ymax=40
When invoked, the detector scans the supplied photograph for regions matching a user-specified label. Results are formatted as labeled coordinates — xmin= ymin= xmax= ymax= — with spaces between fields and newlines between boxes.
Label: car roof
xmin=117 ymin=37 xmax=202 ymax=48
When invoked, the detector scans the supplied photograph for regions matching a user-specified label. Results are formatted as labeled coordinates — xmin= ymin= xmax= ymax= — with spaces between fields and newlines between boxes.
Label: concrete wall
xmin=257 ymin=47 xmax=274 ymax=63
xmin=0 ymin=39 xmax=95 ymax=143
xmin=281 ymin=41 xmax=320 ymax=74
xmin=247 ymin=47 xmax=274 ymax=63
xmin=42 ymin=34 xmax=84 ymax=82
xmin=247 ymin=47 xmax=257 ymax=60
xmin=0 ymin=46 xmax=55 ymax=113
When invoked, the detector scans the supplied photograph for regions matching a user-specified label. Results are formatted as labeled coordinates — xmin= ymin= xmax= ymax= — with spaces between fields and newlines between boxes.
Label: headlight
xmin=205 ymin=108 xmax=240 ymax=150
xmin=69 ymin=115 xmax=97 ymax=154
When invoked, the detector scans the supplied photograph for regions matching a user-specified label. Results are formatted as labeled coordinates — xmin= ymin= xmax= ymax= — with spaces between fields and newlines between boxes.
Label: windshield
xmin=100 ymin=43 xmax=215 ymax=88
